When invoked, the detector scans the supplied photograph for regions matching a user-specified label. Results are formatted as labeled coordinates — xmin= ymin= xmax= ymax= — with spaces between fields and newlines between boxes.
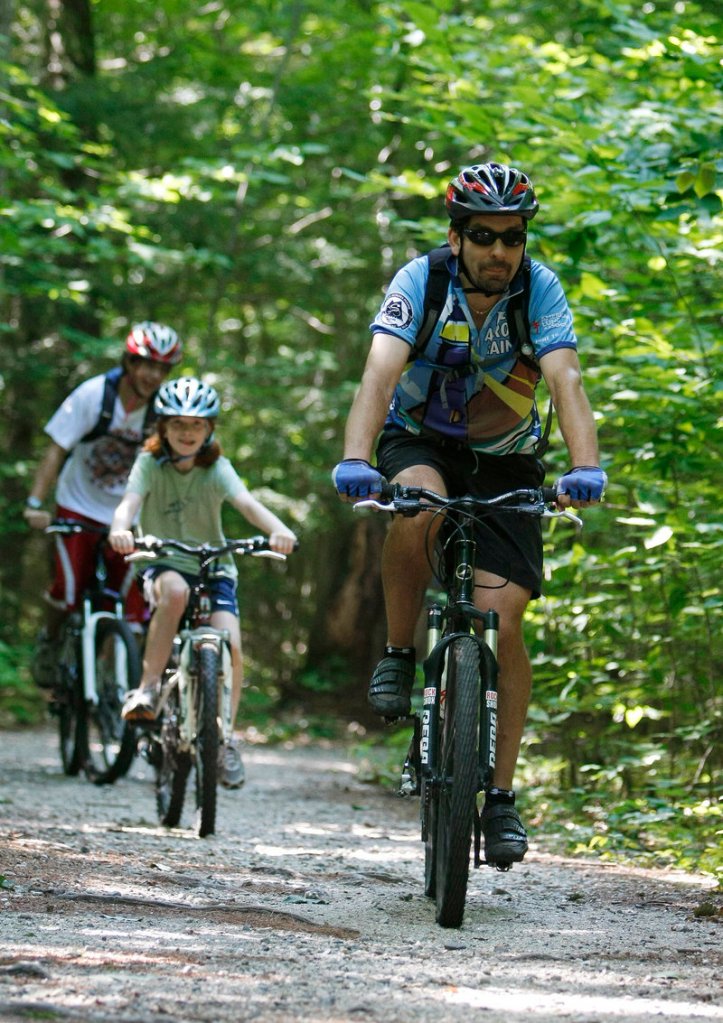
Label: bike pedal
xmin=383 ymin=713 xmax=415 ymax=726
xmin=484 ymin=859 xmax=513 ymax=872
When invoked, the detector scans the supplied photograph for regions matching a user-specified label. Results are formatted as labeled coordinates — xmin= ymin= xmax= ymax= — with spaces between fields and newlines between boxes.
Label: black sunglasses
xmin=461 ymin=226 xmax=527 ymax=248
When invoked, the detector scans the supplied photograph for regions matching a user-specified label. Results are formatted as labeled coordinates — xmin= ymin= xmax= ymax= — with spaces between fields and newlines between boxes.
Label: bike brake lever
xmin=560 ymin=508 xmax=584 ymax=528
xmin=542 ymin=507 xmax=584 ymax=528
xmin=126 ymin=549 xmax=160 ymax=562
xmin=251 ymin=550 xmax=287 ymax=561
xmin=354 ymin=499 xmax=395 ymax=512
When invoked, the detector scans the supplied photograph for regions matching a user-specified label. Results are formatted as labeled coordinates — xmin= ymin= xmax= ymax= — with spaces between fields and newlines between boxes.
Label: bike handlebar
xmin=355 ymin=483 xmax=582 ymax=527
xmin=45 ymin=519 xmax=109 ymax=537
xmin=126 ymin=535 xmax=295 ymax=565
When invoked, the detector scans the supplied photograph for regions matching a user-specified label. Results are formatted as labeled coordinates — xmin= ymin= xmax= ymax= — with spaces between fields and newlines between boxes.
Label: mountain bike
xmin=127 ymin=535 xmax=289 ymax=838
xmin=356 ymin=484 xmax=581 ymax=928
xmin=44 ymin=520 xmax=142 ymax=784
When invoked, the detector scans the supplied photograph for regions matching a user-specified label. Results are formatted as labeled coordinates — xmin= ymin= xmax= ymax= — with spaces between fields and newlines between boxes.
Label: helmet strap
xmin=458 ymin=247 xmax=503 ymax=298
xmin=156 ymin=440 xmax=193 ymax=466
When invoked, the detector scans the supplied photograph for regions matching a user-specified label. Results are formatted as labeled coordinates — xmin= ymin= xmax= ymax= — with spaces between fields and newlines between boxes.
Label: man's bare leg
xmin=367 ymin=466 xmax=447 ymax=716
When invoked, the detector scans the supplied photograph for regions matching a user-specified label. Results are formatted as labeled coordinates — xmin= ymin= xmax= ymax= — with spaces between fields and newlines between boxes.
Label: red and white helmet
xmin=446 ymin=163 xmax=539 ymax=222
xmin=126 ymin=321 xmax=183 ymax=365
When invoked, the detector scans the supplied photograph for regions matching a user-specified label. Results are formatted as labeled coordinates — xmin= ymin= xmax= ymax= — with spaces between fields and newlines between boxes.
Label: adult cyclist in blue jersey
xmin=332 ymin=162 xmax=606 ymax=866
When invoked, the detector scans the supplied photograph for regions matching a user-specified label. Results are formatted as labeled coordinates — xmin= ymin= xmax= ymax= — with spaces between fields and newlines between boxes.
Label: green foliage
xmin=2 ymin=0 xmax=720 ymax=874
xmin=0 ymin=642 xmax=44 ymax=726
xmin=524 ymin=781 xmax=722 ymax=881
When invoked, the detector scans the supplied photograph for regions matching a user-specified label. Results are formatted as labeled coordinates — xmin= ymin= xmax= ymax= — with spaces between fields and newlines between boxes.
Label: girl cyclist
xmin=109 ymin=377 xmax=297 ymax=788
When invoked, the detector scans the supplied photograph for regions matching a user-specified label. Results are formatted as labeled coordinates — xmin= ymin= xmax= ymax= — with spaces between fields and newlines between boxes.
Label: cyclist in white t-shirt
xmin=23 ymin=322 xmax=183 ymax=687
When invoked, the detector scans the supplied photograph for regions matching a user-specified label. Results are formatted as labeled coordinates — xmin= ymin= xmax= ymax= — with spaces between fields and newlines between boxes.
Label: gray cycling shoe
xmin=480 ymin=802 xmax=529 ymax=864
xmin=121 ymin=683 xmax=161 ymax=722
xmin=368 ymin=657 xmax=415 ymax=717
xmin=218 ymin=739 xmax=245 ymax=789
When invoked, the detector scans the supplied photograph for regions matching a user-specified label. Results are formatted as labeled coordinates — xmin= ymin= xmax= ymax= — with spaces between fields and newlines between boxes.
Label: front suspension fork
xmin=475 ymin=609 xmax=499 ymax=868
xmin=399 ymin=603 xmax=444 ymax=799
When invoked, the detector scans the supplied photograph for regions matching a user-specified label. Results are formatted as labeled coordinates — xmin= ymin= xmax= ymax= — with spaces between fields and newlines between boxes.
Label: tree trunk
xmin=287 ymin=512 xmax=390 ymax=724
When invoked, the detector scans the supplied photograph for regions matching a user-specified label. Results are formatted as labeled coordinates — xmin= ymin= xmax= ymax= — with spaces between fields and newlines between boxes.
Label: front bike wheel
xmin=194 ymin=645 xmax=220 ymax=838
xmin=55 ymin=621 xmax=87 ymax=776
xmin=156 ymin=684 xmax=191 ymax=827
xmin=435 ymin=635 xmax=480 ymax=928
xmin=86 ymin=618 xmax=141 ymax=785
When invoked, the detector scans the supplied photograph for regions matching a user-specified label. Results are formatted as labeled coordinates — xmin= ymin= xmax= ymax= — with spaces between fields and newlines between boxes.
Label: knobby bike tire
xmin=56 ymin=621 xmax=87 ymax=776
xmin=86 ymin=618 xmax=142 ymax=785
xmin=156 ymin=683 xmax=192 ymax=827
xmin=434 ymin=635 xmax=480 ymax=928
xmin=195 ymin=644 xmax=220 ymax=838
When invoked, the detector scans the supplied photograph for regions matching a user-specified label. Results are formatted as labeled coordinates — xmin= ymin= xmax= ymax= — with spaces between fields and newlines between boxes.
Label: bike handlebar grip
xmin=378 ymin=478 xmax=394 ymax=501
xmin=542 ymin=486 xmax=558 ymax=504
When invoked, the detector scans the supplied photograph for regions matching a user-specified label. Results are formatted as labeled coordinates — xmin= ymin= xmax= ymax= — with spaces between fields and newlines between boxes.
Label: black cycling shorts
xmin=376 ymin=430 xmax=546 ymax=598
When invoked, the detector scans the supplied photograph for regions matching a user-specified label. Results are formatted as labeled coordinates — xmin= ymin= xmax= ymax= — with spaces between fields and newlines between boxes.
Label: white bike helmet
xmin=154 ymin=377 xmax=220 ymax=419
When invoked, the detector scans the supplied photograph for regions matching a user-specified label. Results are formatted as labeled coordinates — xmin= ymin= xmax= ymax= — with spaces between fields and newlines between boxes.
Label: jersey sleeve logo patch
xmin=380 ymin=292 xmax=414 ymax=329
xmin=540 ymin=310 xmax=566 ymax=331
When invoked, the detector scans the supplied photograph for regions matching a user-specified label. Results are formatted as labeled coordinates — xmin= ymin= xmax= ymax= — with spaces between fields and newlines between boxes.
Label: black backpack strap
xmin=535 ymin=399 xmax=555 ymax=459
xmin=508 ymin=255 xmax=555 ymax=457
xmin=506 ymin=255 xmax=555 ymax=457
xmin=413 ymin=244 xmax=452 ymax=357
xmin=80 ymin=366 xmax=124 ymax=444
xmin=507 ymin=255 xmax=534 ymax=366
xmin=142 ymin=401 xmax=157 ymax=439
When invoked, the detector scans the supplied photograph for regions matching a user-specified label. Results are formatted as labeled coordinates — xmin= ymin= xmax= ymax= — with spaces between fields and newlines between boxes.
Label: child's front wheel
xmin=194 ymin=645 xmax=220 ymax=837
xmin=156 ymin=687 xmax=191 ymax=827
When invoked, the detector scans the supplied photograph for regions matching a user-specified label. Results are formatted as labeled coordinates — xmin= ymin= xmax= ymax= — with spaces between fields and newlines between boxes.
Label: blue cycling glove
xmin=556 ymin=466 xmax=608 ymax=502
xmin=332 ymin=459 xmax=384 ymax=498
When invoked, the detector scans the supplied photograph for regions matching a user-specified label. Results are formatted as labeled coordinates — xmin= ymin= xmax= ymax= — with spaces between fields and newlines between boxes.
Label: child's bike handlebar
xmin=126 ymin=535 xmax=294 ymax=570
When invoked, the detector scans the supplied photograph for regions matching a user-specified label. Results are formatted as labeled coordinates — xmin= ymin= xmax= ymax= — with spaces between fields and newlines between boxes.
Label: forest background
xmin=1 ymin=0 xmax=720 ymax=880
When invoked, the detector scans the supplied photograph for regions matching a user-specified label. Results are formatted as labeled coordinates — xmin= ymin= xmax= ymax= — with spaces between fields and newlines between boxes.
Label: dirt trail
xmin=0 ymin=726 xmax=720 ymax=1023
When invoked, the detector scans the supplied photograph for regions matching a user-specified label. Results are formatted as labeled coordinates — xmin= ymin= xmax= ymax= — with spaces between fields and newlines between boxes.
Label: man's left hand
xmin=556 ymin=466 xmax=607 ymax=507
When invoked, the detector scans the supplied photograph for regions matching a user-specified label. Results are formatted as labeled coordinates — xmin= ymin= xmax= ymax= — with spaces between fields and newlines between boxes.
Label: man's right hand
xmin=23 ymin=508 xmax=52 ymax=531
xmin=332 ymin=459 xmax=384 ymax=501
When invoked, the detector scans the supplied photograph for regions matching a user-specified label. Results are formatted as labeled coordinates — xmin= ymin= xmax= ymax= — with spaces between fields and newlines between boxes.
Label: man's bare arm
xmin=343 ymin=332 xmax=410 ymax=462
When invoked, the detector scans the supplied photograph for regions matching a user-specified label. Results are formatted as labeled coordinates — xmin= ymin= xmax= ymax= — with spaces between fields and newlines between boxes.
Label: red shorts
xmin=46 ymin=506 xmax=147 ymax=625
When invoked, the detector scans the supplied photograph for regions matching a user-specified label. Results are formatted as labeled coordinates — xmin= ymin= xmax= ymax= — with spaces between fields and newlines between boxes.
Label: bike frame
xmin=129 ymin=535 xmax=287 ymax=836
xmin=47 ymin=522 xmax=132 ymax=707
xmin=45 ymin=520 xmax=141 ymax=781
xmin=173 ymin=621 xmax=233 ymax=752
xmin=130 ymin=536 xmax=285 ymax=751
xmin=401 ymin=503 xmax=502 ymax=853
xmin=357 ymin=485 xmax=582 ymax=896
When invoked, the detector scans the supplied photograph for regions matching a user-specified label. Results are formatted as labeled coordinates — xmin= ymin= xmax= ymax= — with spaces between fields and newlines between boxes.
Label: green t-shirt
xmin=126 ymin=452 xmax=250 ymax=579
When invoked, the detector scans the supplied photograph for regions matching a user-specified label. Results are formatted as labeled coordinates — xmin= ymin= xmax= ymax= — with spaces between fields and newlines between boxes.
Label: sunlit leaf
xmin=644 ymin=526 xmax=674 ymax=549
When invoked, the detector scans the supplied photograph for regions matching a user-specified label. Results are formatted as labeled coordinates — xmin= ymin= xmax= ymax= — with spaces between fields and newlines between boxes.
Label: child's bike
xmin=127 ymin=535 xmax=288 ymax=838
xmin=44 ymin=520 xmax=142 ymax=784
xmin=356 ymin=484 xmax=581 ymax=928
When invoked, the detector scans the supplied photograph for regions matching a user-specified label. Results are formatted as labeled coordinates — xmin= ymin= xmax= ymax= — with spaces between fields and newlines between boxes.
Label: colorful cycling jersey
xmin=371 ymin=251 xmax=577 ymax=454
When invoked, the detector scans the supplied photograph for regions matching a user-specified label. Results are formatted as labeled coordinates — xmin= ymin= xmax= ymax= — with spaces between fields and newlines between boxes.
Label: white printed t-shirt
xmin=45 ymin=374 xmax=149 ymax=525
